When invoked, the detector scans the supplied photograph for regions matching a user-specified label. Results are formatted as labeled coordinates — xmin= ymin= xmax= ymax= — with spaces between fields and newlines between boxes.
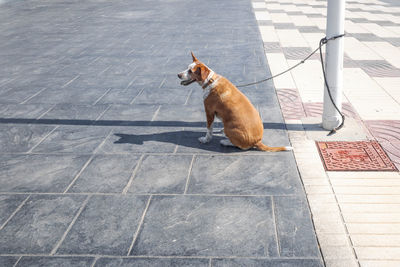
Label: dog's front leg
xmin=199 ymin=109 xmax=214 ymax=144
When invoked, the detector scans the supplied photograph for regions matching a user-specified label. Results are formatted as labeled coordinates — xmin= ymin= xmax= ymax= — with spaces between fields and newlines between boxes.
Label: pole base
xmin=322 ymin=115 xmax=342 ymax=131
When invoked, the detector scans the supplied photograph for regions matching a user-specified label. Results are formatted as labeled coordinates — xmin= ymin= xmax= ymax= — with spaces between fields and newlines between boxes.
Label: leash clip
xmin=326 ymin=33 xmax=346 ymax=42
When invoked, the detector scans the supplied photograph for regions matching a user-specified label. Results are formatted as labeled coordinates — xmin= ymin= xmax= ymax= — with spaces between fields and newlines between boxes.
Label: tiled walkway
xmin=252 ymin=0 xmax=400 ymax=266
xmin=0 ymin=0 xmax=323 ymax=266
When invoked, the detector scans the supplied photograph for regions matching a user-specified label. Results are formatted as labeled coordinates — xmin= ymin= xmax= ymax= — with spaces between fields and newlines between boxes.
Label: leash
xmin=236 ymin=34 xmax=345 ymax=135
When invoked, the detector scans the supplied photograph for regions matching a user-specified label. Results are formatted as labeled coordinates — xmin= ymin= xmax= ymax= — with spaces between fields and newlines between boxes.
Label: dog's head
xmin=177 ymin=52 xmax=211 ymax=86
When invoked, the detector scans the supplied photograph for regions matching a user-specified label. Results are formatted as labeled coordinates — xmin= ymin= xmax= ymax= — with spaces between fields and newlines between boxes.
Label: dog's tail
xmin=254 ymin=141 xmax=293 ymax=152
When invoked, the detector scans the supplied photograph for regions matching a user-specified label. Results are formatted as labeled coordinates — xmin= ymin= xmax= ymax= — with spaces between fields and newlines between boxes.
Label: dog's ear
xmin=191 ymin=51 xmax=198 ymax=62
xmin=195 ymin=66 xmax=209 ymax=81
xmin=201 ymin=66 xmax=209 ymax=81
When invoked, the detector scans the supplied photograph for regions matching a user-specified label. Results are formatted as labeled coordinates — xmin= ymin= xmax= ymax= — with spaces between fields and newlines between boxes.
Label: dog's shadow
xmin=113 ymin=130 xmax=249 ymax=153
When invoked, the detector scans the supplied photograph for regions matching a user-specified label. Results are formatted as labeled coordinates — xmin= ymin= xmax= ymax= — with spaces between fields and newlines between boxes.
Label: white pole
xmin=322 ymin=0 xmax=345 ymax=130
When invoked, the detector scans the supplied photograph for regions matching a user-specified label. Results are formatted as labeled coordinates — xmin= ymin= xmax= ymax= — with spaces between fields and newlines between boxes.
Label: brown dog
xmin=178 ymin=52 xmax=292 ymax=152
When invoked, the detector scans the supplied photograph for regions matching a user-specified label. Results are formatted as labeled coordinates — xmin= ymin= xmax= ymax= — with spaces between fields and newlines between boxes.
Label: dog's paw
xmin=198 ymin=136 xmax=211 ymax=143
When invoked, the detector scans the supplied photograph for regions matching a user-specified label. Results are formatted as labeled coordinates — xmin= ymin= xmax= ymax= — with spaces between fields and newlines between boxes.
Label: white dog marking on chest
xmin=219 ymin=91 xmax=230 ymax=100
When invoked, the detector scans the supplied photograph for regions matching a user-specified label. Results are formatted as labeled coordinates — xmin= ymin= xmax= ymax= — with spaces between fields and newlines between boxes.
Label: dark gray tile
xmin=257 ymin=20 xmax=273 ymax=26
xmin=0 ymin=256 xmax=19 ymax=267
xmin=273 ymin=23 xmax=296 ymax=29
xmin=263 ymin=42 xmax=282 ymax=53
xmin=0 ymin=195 xmax=28 ymax=226
xmin=99 ymin=104 xmax=159 ymax=124
xmin=95 ymin=88 xmax=142 ymax=104
xmin=212 ymin=258 xmax=324 ymax=267
xmin=297 ymin=26 xmax=324 ymax=33
xmin=386 ymin=37 xmax=400 ymax=47
xmin=258 ymin=105 xmax=285 ymax=123
xmin=0 ymin=86 xmax=46 ymax=104
xmin=152 ymin=105 xmax=205 ymax=125
xmin=68 ymin=154 xmax=141 ymax=193
xmin=0 ymin=124 xmax=55 ymax=153
xmin=128 ymin=155 xmax=192 ymax=194
xmin=240 ymin=90 xmax=277 ymax=107
xmin=374 ymin=20 xmax=397 ymax=26
xmin=17 ymin=256 xmax=94 ymax=267
xmin=0 ymin=195 xmax=86 ymax=254
xmin=356 ymin=60 xmax=400 ymax=78
xmin=131 ymin=195 xmax=278 ymax=257
xmin=268 ymin=9 xmax=285 ymax=13
xmin=133 ymin=88 xmax=190 ymax=105
xmin=349 ymin=18 xmax=369 ymax=23
xmin=42 ymin=104 xmax=109 ymax=120
xmin=188 ymin=155 xmax=301 ymax=195
xmin=0 ymin=104 xmax=51 ymax=119
xmin=274 ymin=196 xmax=320 ymax=257
xmin=95 ymin=257 xmax=209 ymax=267
xmin=100 ymin=127 xmax=181 ymax=154
xmin=286 ymin=11 xmax=303 ymax=15
xmin=184 ymin=88 xmax=207 ymax=107
xmin=282 ymin=47 xmax=316 ymax=60
xmin=101 ymin=64 xmax=136 ymax=76
xmin=0 ymin=154 xmax=90 ymax=192
xmin=349 ymin=33 xmax=382 ymax=42
xmin=306 ymin=13 xmax=325 ymax=18
xmin=27 ymin=87 xmax=110 ymax=105
xmin=32 ymin=126 xmax=110 ymax=153
xmin=56 ymin=195 xmax=149 ymax=255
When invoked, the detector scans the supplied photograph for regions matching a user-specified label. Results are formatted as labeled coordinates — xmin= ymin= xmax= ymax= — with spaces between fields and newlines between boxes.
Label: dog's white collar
xmin=203 ymin=71 xmax=214 ymax=86
xmin=203 ymin=74 xmax=220 ymax=100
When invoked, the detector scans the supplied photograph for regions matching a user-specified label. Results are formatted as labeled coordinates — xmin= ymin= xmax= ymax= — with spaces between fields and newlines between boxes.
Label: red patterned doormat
xmin=316 ymin=141 xmax=398 ymax=171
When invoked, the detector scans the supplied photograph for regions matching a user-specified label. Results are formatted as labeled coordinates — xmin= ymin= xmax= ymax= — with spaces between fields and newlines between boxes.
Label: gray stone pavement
xmin=0 ymin=0 xmax=323 ymax=266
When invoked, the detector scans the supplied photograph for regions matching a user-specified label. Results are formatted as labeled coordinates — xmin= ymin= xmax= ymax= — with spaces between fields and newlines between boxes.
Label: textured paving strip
xmin=0 ymin=0 xmax=322 ymax=266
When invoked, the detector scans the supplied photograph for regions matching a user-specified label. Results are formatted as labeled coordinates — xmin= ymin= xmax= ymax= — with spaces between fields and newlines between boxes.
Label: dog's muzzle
xmin=180 ymin=79 xmax=195 ymax=86
xmin=177 ymin=73 xmax=195 ymax=86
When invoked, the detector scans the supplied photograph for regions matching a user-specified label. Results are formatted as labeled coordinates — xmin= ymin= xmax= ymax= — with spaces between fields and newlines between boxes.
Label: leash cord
xmin=236 ymin=46 xmax=320 ymax=88
xmin=236 ymin=34 xmax=345 ymax=135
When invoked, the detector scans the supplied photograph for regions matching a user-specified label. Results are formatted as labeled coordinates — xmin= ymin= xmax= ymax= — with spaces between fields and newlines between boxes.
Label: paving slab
xmin=32 ymin=125 xmax=111 ymax=153
xmin=100 ymin=127 xmax=181 ymax=154
xmin=133 ymin=88 xmax=190 ymax=105
xmin=95 ymin=257 xmax=209 ymax=267
xmin=212 ymin=258 xmax=324 ymax=267
xmin=68 ymin=154 xmax=141 ymax=193
xmin=56 ymin=195 xmax=149 ymax=255
xmin=0 ymin=154 xmax=90 ymax=193
xmin=274 ymin=196 xmax=320 ymax=257
xmin=0 ymin=195 xmax=86 ymax=254
xmin=130 ymin=195 xmax=278 ymax=257
xmin=128 ymin=154 xmax=193 ymax=194
xmin=0 ymin=256 xmax=19 ymax=267
xmin=0 ymin=104 xmax=51 ymax=119
xmin=17 ymin=256 xmax=94 ymax=267
xmin=0 ymin=194 xmax=28 ymax=227
xmin=42 ymin=104 xmax=109 ymax=120
xmin=152 ymin=105 xmax=205 ymax=125
xmin=98 ymin=104 xmax=159 ymax=123
xmin=187 ymin=154 xmax=302 ymax=195
xmin=0 ymin=124 xmax=55 ymax=153
xmin=95 ymin=89 xmax=142 ymax=105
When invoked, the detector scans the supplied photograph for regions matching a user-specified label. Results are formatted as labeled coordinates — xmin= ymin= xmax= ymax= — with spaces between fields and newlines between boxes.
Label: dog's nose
xmin=177 ymin=73 xmax=182 ymax=79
